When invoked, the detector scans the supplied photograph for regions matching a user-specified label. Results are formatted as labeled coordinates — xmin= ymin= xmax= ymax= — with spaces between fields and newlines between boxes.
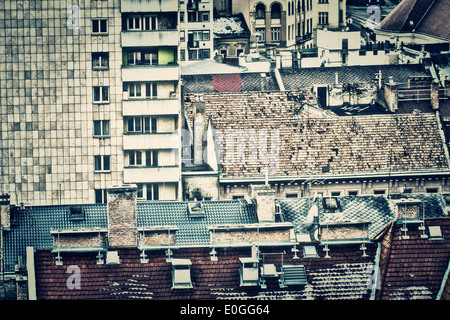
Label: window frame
xmin=93 ymin=86 xmax=109 ymax=103
xmin=94 ymin=155 xmax=111 ymax=172
xmin=93 ymin=120 xmax=110 ymax=137
xmin=92 ymin=52 xmax=109 ymax=70
xmin=92 ymin=19 xmax=108 ymax=34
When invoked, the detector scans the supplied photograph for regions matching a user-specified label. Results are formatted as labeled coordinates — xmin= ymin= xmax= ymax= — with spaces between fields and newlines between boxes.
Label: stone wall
xmin=139 ymin=230 xmax=177 ymax=246
xmin=320 ymin=224 xmax=367 ymax=240
xmin=210 ymin=223 xmax=292 ymax=243
xmin=52 ymin=233 xmax=106 ymax=248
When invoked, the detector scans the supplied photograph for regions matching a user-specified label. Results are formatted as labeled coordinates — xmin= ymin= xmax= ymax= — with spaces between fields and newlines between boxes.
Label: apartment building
xmin=179 ymin=0 xmax=214 ymax=64
xmin=120 ymin=0 xmax=182 ymax=201
xmin=218 ymin=0 xmax=346 ymax=51
xmin=0 ymin=0 xmax=182 ymax=205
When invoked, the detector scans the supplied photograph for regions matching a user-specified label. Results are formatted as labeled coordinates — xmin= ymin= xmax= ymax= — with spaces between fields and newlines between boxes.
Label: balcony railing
xmin=123 ymin=166 xmax=180 ymax=183
xmin=121 ymin=30 xmax=178 ymax=47
xmin=123 ymin=132 xmax=179 ymax=150
xmin=122 ymin=64 xmax=179 ymax=82
xmin=121 ymin=0 xmax=178 ymax=12
xmin=122 ymin=98 xmax=180 ymax=116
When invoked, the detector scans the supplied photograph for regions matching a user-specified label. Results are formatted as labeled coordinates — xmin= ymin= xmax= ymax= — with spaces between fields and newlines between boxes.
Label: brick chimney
xmin=251 ymin=185 xmax=276 ymax=222
xmin=383 ymin=76 xmax=398 ymax=112
xmin=431 ymin=80 xmax=440 ymax=110
xmin=107 ymin=185 xmax=138 ymax=247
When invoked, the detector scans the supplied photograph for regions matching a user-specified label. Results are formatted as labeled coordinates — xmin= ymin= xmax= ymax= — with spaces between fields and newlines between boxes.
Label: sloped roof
xmin=3 ymin=200 xmax=258 ymax=272
xmin=279 ymin=64 xmax=430 ymax=90
xmin=181 ymin=72 xmax=279 ymax=93
xmin=184 ymin=91 xmax=449 ymax=178
xmin=278 ymin=195 xmax=397 ymax=239
xmin=378 ymin=0 xmax=450 ymax=40
xmin=213 ymin=13 xmax=251 ymax=39
xmin=33 ymin=244 xmax=378 ymax=300
xmin=376 ymin=217 xmax=450 ymax=300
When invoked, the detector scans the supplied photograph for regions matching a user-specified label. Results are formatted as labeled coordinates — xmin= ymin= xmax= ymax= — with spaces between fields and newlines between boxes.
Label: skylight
xmin=303 ymin=246 xmax=319 ymax=258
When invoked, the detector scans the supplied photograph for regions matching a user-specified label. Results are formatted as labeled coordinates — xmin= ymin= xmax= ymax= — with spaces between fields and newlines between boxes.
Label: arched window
xmin=271 ymin=2 xmax=281 ymax=19
xmin=255 ymin=3 xmax=266 ymax=19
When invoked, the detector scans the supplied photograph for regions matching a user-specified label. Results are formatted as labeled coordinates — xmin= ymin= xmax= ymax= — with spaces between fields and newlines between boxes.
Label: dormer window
xmin=323 ymin=197 xmax=340 ymax=213
xmin=68 ymin=206 xmax=85 ymax=221
xmin=239 ymin=257 xmax=260 ymax=287
xmin=171 ymin=259 xmax=193 ymax=289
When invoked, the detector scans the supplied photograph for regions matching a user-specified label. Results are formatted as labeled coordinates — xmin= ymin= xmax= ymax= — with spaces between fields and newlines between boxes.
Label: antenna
xmin=166 ymin=228 xmax=173 ymax=262
xmin=419 ymin=201 xmax=428 ymax=239
xmin=210 ymin=228 xmax=218 ymax=261
xmin=360 ymin=223 xmax=368 ymax=257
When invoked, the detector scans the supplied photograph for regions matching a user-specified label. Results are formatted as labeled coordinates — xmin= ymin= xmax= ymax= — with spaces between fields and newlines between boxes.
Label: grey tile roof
xmin=279 ymin=64 xmax=430 ymax=90
xmin=3 ymin=200 xmax=258 ymax=272
xmin=277 ymin=193 xmax=448 ymax=239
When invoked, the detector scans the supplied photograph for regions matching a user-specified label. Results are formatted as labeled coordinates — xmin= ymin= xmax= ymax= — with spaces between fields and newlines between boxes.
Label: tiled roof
xmin=279 ymin=64 xmax=430 ymax=90
xmin=3 ymin=200 xmax=258 ymax=272
xmin=376 ymin=217 xmax=450 ymax=300
xmin=181 ymin=72 xmax=279 ymax=93
xmin=378 ymin=0 xmax=450 ymax=41
xmin=278 ymin=195 xmax=396 ymax=239
xmin=278 ymin=193 xmax=448 ymax=240
xmin=184 ymin=92 xmax=448 ymax=178
xmin=33 ymin=243 xmax=378 ymax=300
xmin=213 ymin=14 xmax=251 ymax=39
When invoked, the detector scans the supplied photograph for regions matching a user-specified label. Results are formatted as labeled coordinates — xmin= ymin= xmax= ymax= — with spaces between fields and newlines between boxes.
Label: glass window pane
xmin=94 ymin=156 xmax=101 ymax=170
xmin=103 ymin=156 xmax=110 ymax=171
xmin=94 ymin=121 xmax=101 ymax=135
xmin=93 ymin=87 xmax=100 ymax=101
xmin=103 ymin=120 xmax=110 ymax=136
xmin=102 ymin=87 xmax=108 ymax=101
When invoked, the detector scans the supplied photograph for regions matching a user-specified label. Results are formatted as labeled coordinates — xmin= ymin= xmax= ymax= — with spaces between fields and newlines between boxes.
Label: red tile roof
xmin=379 ymin=0 xmax=450 ymax=40
xmin=375 ymin=218 xmax=450 ymax=300
xmin=34 ymin=243 xmax=378 ymax=300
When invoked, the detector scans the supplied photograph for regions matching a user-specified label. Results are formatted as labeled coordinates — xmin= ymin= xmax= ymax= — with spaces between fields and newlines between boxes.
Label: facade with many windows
xmin=0 ymin=0 xmax=182 ymax=205
xmin=179 ymin=0 xmax=214 ymax=64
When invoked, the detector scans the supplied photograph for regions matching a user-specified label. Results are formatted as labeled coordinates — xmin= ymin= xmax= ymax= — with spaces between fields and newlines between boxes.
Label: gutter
xmin=370 ymin=242 xmax=382 ymax=300
xmin=219 ymin=169 xmax=450 ymax=184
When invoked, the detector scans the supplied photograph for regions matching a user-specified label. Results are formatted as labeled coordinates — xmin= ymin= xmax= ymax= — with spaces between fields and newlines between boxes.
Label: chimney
xmin=107 ymin=184 xmax=138 ymax=247
xmin=193 ymin=102 xmax=206 ymax=165
xmin=251 ymin=185 xmax=276 ymax=222
xmin=431 ymin=80 xmax=440 ymax=110
xmin=383 ymin=76 xmax=398 ymax=112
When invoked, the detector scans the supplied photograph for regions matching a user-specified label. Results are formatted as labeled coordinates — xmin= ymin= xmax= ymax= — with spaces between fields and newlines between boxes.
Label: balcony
xmin=121 ymin=0 xmax=178 ymax=12
xmin=121 ymin=30 xmax=178 ymax=47
xmin=123 ymin=99 xmax=180 ymax=116
xmin=122 ymin=65 xmax=179 ymax=82
xmin=124 ymin=166 xmax=180 ymax=183
xmin=123 ymin=132 xmax=179 ymax=150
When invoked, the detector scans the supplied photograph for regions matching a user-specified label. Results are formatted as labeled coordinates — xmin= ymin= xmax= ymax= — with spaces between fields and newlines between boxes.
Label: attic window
xmin=68 ymin=206 xmax=85 ymax=221
xmin=428 ymin=226 xmax=443 ymax=240
xmin=323 ymin=197 xmax=340 ymax=212
xmin=171 ymin=259 xmax=193 ymax=289
xmin=188 ymin=202 xmax=204 ymax=217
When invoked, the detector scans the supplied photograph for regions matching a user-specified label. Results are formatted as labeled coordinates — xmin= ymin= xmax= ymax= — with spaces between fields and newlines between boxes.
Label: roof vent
xmin=239 ymin=257 xmax=260 ymax=287
xmin=188 ymin=202 xmax=205 ymax=218
xmin=279 ymin=265 xmax=308 ymax=288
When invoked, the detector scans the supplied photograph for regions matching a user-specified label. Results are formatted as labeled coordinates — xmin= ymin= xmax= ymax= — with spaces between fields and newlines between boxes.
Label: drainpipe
xmin=370 ymin=242 xmax=382 ymax=300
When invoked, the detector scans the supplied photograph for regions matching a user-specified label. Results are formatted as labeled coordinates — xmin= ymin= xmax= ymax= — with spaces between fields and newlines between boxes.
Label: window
xmin=187 ymin=11 xmax=210 ymax=22
xmin=330 ymin=191 xmax=341 ymax=197
xmin=303 ymin=246 xmax=319 ymax=258
xmin=428 ymin=226 xmax=443 ymax=240
xmin=374 ymin=189 xmax=386 ymax=195
xmin=94 ymin=155 xmax=110 ymax=172
xmin=426 ymin=187 xmax=439 ymax=193
xmin=271 ymin=27 xmax=280 ymax=41
xmin=146 ymin=150 xmax=158 ymax=167
xmin=126 ymin=15 xmax=157 ymax=31
xmin=180 ymin=31 xmax=185 ymax=42
xmin=402 ymin=188 xmax=413 ymax=194
xmin=129 ymin=151 xmax=143 ymax=166
xmin=95 ymin=189 xmax=107 ymax=204
xmin=93 ymin=86 xmax=109 ymax=103
xmin=188 ymin=49 xmax=210 ymax=60
xmin=348 ymin=190 xmax=359 ymax=196
xmin=127 ymin=50 xmax=158 ymax=66
xmin=93 ymin=120 xmax=110 ymax=137
xmin=285 ymin=193 xmax=298 ymax=198
xmin=145 ymin=83 xmax=158 ymax=98
xmin=180 ymin=12 xmax=184 ymax=23
xmin=129 ymin=83 xmax=142 ymax=98
xmin=92 ymin=19 xmax=108 ymax=34
xmin=192 ymin=30 xmax=210 ymax=41
xmin=180 ymin=49 xmax=186 ymax=61
xmin=255 ymin=3 xmax=266 ymax=19
xmin=271 ymin=3 xmax=281 ymax=19
xmin=92 ymin=53 xmax=109 ymax=69
xmin=318 ymin=0 xmax=328 ymax=3
xmin=318 ymin=12 xmax=328 ymax=25
xmin=255 ymin=28 xmax=265 ymax=42
xmin=127 ymin=116 xmax=156 ymax=133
